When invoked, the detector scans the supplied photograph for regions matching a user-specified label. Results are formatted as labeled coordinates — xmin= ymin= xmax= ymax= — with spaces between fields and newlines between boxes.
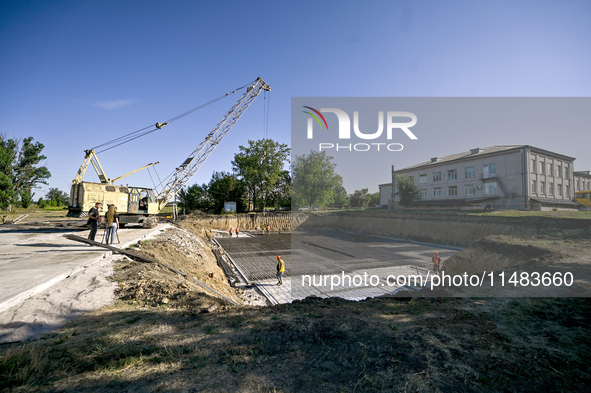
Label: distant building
xmin=379 ymin=145 xmax=580 ymax=209
xmin=574 ymin=171 xmax=591 ymax=192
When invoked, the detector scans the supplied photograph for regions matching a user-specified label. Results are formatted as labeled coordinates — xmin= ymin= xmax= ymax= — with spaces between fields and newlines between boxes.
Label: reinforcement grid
xmin=216 ymin=230 xmax=458 ymax=283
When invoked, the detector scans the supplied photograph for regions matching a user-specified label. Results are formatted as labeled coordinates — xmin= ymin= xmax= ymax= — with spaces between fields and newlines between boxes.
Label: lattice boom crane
xmin=157 ymin=76 xmax=270 ymax=211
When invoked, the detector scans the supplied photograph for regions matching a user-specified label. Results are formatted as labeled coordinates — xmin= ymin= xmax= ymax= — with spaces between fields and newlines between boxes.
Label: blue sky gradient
xmin=1 ymin=0 xmax=590 ymax=196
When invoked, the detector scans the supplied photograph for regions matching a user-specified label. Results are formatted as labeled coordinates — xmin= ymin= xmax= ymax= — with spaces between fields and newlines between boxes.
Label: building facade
xmin=379 ymin=145 xmax=580 ymax=209
xmin=574 ymin=171 xmax=591 ymax=192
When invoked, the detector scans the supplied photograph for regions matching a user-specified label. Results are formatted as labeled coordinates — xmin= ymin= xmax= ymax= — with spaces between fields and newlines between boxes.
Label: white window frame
xmin=419 ymin=189 xmax=427 ymax=199
xmin=549 ymin=182 xmax=554 ymax=196
xmin=448 ymin=186 xmax=458 ymax=196
xmin=447 ymin=169 xmax=457 ymax=180
xmin=532 ymin=180 xmax=536 ymax=194
xmin=540 ymin=181 xmax=546 ymax=194
xmin=485 ymin=182 xmax=497 ymax=195
xmin=465 ymin=184 xmax=475 ymax=196
xmin=433 ymin=172 xmax=441 ymax=182
xmin=419 ymin=174 xmax=427 ymax=184
xmin=465 ymin=166 xmax=476 ymax=178
xmin=433 ymin=187 xmax=441 ymax=197
xmin=530 ymin=159 xmax=536 ymax=173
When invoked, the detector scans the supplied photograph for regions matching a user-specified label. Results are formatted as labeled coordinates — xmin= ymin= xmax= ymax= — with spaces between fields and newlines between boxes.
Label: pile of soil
xmin=111 ymin=227 xmax=244 ymax=309
xmin=443 ymin=234 xmax=591 ymax=296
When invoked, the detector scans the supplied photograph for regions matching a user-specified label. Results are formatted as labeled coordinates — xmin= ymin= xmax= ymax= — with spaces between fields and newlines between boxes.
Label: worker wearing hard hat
xmin=432 ymin=252 xmax=441 ymax=276
xmin=276 ymin=256 xmax=285 ymax=286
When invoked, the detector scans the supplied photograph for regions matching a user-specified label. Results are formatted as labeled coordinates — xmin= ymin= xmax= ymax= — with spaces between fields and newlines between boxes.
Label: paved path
xmin=0 ymin=222 xmax=170 ymax=314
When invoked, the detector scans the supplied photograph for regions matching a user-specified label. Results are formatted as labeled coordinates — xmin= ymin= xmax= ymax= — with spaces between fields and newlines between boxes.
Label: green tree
xmin=178 ymin=183 xmax=211 ymax=212
xmin=395 ymin=175 xmax=421 ymax=207
xmin=45 ymin=188 xmax=69 ymax=206
xmin=0 ymin=135 xmax=51 ymax=211
xmin=349 ymin=188 xmax=370 ymax=208
xmin=264 ymin=170 xmax=291 ymax=209
xmin=330 ymin=185 xmax=348 ymax=207
xmin=368 ymin=192 xmax=380 ymax=207
xmin=207 ymin=171 xmax=246 ymax=213
xmin=292 ymin=150 xmax=342 ymax=209
xmin=232 ymin=139 xmax=290 ymax=212
xmin=20 ymin=188 xmax=35 ymax=208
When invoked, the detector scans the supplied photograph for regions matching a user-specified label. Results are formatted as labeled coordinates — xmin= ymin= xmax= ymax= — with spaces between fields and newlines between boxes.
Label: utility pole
xmin=391 ymin=165 xmax=395 ymax=209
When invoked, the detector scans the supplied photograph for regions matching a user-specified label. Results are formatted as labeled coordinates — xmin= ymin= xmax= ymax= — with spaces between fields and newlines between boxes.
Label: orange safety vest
xmin=433 ymin=256 xmax=441 ymax=266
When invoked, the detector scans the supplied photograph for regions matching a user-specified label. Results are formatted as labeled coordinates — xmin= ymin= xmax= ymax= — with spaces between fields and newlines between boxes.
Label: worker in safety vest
xmin=229 ymin=227 xmax=233 ymax=237
xmin=276 ymin=256 xmax=285 ymax=285
xmin=432 ymin=252 xmax=441 ymax=276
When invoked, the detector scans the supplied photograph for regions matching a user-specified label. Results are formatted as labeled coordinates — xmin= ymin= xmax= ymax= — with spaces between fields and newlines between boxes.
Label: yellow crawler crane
xmin=68 ymin=77 xmax=270 ymax=227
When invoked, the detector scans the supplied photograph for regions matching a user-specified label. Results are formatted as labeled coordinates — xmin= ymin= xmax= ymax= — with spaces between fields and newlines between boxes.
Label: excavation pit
xmin=216 ymin=229 xmax=459 ymax=303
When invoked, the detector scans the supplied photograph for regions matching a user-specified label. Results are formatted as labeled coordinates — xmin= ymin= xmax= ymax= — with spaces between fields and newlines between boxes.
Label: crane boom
xmin=156 ymin=77 xmax=270 ymax=211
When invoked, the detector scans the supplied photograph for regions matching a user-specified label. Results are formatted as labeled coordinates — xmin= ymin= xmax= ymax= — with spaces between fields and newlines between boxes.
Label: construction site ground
xmin=1 ymin=213 xmax=590 ymax=392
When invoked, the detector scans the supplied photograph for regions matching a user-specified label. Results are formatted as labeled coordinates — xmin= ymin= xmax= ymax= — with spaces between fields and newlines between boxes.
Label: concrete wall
xmin=291 ymin=211 xmax=590 ymax=247
xmin=185 ymin=211 xmax=590 ymax=248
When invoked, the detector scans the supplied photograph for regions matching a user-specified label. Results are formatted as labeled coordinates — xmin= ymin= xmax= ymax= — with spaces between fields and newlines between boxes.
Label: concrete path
xmin=0 ymin=223 xmax=171 ymax=314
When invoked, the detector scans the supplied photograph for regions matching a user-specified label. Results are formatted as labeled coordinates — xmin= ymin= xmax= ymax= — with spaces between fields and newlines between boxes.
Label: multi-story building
xmin=379 ymin=145 xmax=580 ymax=209
xmin=574 ymin=171 xmax=591 ymax=192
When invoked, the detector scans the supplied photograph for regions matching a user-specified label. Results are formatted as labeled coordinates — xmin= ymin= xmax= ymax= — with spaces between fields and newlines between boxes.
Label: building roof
xmin=395 ymin=145 xmax=576 ymax=173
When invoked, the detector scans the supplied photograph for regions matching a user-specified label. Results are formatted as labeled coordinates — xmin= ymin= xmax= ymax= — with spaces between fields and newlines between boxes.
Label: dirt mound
xmin=442 ymin=234 xmax=591 ymax=296
xmin=111 ymin=227 xmax=242 ymax=308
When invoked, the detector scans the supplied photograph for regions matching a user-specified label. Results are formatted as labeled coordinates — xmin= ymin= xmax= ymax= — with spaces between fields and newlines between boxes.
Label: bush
xmin=38 ymin=198 xmax=46 ymax=208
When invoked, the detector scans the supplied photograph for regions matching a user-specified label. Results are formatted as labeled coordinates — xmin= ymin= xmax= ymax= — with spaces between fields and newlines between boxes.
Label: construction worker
xmin=229 ymin=227 xmax=233 ymax=237
xmin=276 ymin=256 xmax=285 ymax=285
xmin=236 ymin=226 xmax=239 ymax=237
xmin=432 ymin=252 xmax=441 ymax=276
xmin=266 ymin=225 xmax=271 ymax=235
xmin=87 ymin=202 xmax=102 ymax=241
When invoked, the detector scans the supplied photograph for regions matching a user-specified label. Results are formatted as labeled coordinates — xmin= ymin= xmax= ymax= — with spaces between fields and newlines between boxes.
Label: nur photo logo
xmin=302 ymin=106 xmax=418 ymax=152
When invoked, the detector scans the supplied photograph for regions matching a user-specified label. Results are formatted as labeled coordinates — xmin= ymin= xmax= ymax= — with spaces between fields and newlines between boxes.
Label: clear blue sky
xmin=1 ymin=0 xmax=590 ymax=197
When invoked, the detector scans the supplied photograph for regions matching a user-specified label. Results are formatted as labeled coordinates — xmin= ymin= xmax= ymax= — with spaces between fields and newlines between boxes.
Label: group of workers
xmin=87 ymin=201 xmax=119 ymax=245
xmin=228 ymin=225 xmax=273 ymax=237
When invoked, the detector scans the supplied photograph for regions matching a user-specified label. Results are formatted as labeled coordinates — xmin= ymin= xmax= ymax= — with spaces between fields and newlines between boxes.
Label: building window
xmin=564 ymin=165 xmax=569 ymax=178
xmin=557 ymin=184 xmax=562 ymax=196
xmin=549 ymin=182 xmax=554 ymax=196
xmin=419 ymin=189 xmax=427 ymax=199
xmin=556 ymin=165 xmax=561 ymax=178
xmin=566 ymin=185 xmax=570 ymax=197
xmin=433 ymin=172 xmax=441 ymax=182
xmin=433 ymin=187 xmax=441 ymax=197
xmin=530 ymin=159 xmax=535 ymax=173
xmin=540 ymin=181 xmax=546 ymax=194
xmin=448 ymin=169 xmax=457 ymax=180
xmin=484 ymin=163 xmax=497 ymax=178
xmin=419 ymin=174 xmax=427 ymax=184
xmin=576 ymin=180 xmax=580 ymax=191
xmin=448 ymin=186 xmax=458 ymax=196
xmin=465 ymin=184 xmax=475 ymax=195
xmin=485 ymin=182 xmax=497 ymax=195
xmin=465 ymin=166 xmax=476 ymax=178
xmin=532 ymin=180 xmax=536 ymax=194
xmin=539 ymin=161 xmax=544 ymax=175
xmin=548 ymin=163 xmax=553 ymax=176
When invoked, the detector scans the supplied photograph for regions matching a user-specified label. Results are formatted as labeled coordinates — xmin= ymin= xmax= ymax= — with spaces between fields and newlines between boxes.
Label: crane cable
xmin=263 ymin=90 xmax=271 ymax=139
xmin=91 ymin=79 xmax=257 ymax=154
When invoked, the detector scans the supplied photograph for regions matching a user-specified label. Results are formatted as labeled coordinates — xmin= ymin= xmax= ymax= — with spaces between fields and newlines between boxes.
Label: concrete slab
xmin=0 ymin=223 xmax=172 ymax=313
xmin=217 ymin=229 xmax=459 ymax=304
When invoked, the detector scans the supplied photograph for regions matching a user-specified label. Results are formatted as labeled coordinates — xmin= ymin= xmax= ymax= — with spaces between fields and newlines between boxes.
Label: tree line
xmin=178 ymin=139 xmax=291 ymax=213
